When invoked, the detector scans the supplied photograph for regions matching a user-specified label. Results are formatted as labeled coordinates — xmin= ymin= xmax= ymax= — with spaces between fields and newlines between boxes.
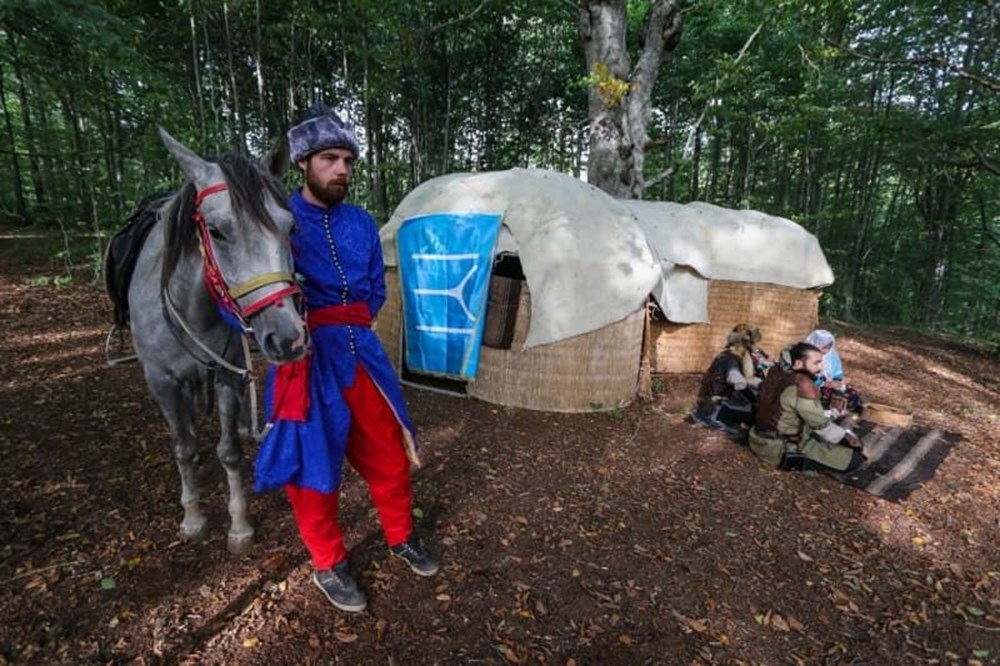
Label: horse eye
xmin=208 ymin=226 xmax=227 ymax=241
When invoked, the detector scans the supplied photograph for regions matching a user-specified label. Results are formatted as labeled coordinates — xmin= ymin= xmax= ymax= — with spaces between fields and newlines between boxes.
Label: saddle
xmin=103 ymin=191 xmax=173 ymax=327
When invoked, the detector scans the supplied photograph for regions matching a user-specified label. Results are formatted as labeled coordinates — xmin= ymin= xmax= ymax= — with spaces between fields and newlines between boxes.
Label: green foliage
xmin=0 ymin=0 xmax=996 ymax=341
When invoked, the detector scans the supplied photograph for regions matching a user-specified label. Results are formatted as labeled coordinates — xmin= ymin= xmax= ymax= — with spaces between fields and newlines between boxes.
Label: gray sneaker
xmin=312 ymin=561 xmax=367 ymax=612
xmin=391 ymin=534 xmax=439 ymax=577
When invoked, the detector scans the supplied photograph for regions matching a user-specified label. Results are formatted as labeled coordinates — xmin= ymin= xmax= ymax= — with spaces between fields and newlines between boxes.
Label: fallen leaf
xmin=262 ymin=553 xmax=286 ymax=572
xmin=797 ymin=550 xmax=814 ymax=562
xmin=334 ymin=628 xmax=358 ymax=643
xmin=771 ymin=614 xmax=790 ymax=632
xmin=681 ymin=617 xmax=709 ymax=633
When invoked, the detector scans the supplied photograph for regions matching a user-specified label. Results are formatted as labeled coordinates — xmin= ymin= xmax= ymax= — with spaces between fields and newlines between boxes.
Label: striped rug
xmin=830 ymin=421 xmax=961 ymax=501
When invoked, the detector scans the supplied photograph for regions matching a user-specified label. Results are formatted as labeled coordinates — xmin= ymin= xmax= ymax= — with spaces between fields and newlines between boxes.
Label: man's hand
xmin=843 ymin=431 xmax=869 ymax=460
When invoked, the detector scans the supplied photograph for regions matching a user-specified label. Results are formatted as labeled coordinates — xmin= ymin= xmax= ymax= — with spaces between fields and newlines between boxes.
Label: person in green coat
xmin=748 ymin=342 xmax=867 ymax=473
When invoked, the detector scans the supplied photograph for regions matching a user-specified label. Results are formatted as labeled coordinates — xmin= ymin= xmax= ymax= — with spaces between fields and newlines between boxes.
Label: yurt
xmin=623 ymin=200 xmax=834 ymax=373
xmin=377 ymin=168 xmax=662 ymax=412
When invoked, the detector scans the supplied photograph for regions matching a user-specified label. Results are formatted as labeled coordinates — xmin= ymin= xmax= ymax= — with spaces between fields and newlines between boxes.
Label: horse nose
xmin=261 ymin=327 xmax=309 ymax=362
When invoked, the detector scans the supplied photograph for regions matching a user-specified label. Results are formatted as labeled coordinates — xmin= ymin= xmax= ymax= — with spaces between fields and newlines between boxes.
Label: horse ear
xmin=264 ymin=134 xmax=290 ymax=179
xmin=158 ymin=127 xmax=213 ymax=186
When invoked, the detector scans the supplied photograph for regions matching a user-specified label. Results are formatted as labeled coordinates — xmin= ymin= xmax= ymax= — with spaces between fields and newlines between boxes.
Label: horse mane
xmin=159 ymin=153 xmax=287 ymax=288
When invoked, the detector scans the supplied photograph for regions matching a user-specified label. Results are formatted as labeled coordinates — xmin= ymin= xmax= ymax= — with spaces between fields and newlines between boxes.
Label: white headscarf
xmin=805 ymin=329 xmax=842 ymax=382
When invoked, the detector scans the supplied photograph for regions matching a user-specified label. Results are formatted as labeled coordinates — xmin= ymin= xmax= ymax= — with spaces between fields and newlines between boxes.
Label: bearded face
xmin=299 ymin=147 xmax=354 ymax=207
xmin=793 ymin=350 xmax=824 ymax=379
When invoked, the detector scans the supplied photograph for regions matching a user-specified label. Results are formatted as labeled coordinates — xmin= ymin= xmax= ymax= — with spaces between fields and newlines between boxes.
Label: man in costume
xmin=748 ymin=342 xmax=867 ymax=473
xmin=254 ymin=104 xmax=437 ymax=613
xmin=689 ymin=328 xmax=760 ymax=437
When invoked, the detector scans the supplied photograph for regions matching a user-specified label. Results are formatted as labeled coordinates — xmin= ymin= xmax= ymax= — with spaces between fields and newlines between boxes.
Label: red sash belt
xmin=272 ymin=303 xmax=372 ymax=422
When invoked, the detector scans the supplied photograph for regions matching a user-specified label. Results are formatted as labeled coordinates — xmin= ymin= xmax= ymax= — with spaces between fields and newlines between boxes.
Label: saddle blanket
xmin=104 ymin=191 xmax=172 ymax=326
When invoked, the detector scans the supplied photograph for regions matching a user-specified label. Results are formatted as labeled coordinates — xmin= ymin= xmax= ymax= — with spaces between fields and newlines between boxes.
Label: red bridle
xmin=193 ymin=183 xmax=302 ymax=332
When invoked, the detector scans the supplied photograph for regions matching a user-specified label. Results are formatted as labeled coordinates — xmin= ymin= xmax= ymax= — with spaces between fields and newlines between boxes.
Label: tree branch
xmin=978 ymin=193 xmax=1000 ymax=251
xmin=645 ymin=164 xmax=677 ymax=189
xmin=970 ymin=144 xmax=1000 ymax=177
xmin=630 ymin=0 xmax=683 ymax=94
xmin=986 ymin=0 xmax=1000 ymax=24
xmin=425 ymin=0 xmax=494 ymax=34
xmin=827 ymin=39 xmax=1000 ymax=93
xmin=682 ymin=22 xmax=762 ymax=157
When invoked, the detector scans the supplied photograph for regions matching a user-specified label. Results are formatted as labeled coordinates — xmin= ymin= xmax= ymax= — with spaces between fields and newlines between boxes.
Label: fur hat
xmin=726 ymin=324 xmax=754 ymax=349
xmin=287 ymin=103 xmax=360 ymax=162
xmin=730 ymin=322 xmax=762 ymax=345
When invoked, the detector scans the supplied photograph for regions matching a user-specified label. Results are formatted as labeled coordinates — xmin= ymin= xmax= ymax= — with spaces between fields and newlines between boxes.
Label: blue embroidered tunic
xmin=254 ymin=191 xmax=418 ymax=494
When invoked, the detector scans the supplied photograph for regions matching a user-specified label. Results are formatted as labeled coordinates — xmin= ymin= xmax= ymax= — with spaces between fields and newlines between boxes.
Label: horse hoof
xmin=227 ymin=531 xmax=255 ymax=555
xmin=179 ymin=520 xmax=209 ymax=542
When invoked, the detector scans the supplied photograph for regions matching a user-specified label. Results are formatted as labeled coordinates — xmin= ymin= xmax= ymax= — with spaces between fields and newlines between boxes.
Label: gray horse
xmin=128 ymin=130 xmax=307 ymax=553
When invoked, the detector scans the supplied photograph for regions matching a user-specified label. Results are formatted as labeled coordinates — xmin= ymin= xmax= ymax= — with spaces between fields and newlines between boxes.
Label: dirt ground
xmin=2 ymin=247 xmax=1000 ymax=666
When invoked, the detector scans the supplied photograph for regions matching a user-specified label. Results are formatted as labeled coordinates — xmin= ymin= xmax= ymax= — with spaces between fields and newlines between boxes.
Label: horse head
xmin=159 ymin=129 xmax=308 ymax=364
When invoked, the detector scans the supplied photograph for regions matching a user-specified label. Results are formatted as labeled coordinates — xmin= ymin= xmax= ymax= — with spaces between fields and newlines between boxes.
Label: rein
xmin=161 ymin=181 xmax=303 ymax=441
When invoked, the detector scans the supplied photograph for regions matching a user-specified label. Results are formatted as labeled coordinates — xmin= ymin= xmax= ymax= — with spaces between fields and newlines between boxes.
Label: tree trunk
xmin=189 ymin=0 xmax=207 ymax=141
xmin=222 ymin=0 xmax=246 ymax=152
xmin=59 ymin=92 xmax=92 ymax=224
xmin=254 ymin=0 xmax=266 ymax=126
xmin=579 ymin=0 xmax=682 ymax=199
xmin=0 ymin=57 xmax=28 ymax=221
xmin=8 ymin=33 xmax=46 ymax=207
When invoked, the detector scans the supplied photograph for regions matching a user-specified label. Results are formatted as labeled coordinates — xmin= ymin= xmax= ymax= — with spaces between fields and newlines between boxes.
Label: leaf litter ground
xmin=1 ymin=250 xmax=1000 ymax=665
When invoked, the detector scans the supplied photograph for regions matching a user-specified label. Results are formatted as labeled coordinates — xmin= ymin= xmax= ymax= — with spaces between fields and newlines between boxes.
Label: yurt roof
xmin=623 ymin=200 xmax=834 ymax=323
xmin=379 ymin=168 xmax=661 ymax=349
xmin=623 ymin=200 xmax=834 ymax=289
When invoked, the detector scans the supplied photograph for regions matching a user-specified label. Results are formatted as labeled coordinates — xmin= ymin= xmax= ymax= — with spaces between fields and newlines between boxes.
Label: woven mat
xmin=829 ymin=421 xmax=961 ymax=502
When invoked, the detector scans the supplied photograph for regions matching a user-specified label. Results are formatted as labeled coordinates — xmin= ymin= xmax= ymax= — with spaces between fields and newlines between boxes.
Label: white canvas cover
xmin=624 ymin=200 xmax=834 ymax=323
xmin=380 ymin=168 xmax=661 ymax=348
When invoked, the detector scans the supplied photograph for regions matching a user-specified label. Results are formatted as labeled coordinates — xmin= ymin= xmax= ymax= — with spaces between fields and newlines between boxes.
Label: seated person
xmin=748 ymin=342 xmax=867 ymax=474
xmin=805 ymin=329 xmax=863 ymax=414
xmin=690 ymin=329 xmax=760 ymax=435
xmin=735 ymin=323 xmax=773 ymax=380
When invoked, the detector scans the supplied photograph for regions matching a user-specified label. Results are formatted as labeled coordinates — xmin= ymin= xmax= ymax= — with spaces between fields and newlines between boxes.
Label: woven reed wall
xmin=651 ymin=281 xmax=821 ymax=373
xmin=375 ymin=268 xmax=403 ymax=371
xmin=468 ymin=284 xmax=645 ymax=412
xmin=380 ymin=268 xmax=645 ymax=411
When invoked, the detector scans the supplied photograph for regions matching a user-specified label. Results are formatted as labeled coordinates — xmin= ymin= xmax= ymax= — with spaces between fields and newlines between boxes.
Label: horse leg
xmin=215 ymin=375 xmax=254 ymax=554
xmin=150 ymin=375 xmax=209 ymax=541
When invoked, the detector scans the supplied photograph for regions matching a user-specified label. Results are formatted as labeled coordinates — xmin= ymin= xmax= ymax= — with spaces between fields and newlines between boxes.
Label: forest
xmin=1 ymin=0 xmax=998 ymax=341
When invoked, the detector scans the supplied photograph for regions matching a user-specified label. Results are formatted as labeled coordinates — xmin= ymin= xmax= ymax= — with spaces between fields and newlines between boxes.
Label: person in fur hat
xmin=254 ymin=103 xmax=437 ymax=613
xmin=731 ymin=323 xmax=773 ymax=381
xmin=689 ymin=327 xmax=761 ymax=437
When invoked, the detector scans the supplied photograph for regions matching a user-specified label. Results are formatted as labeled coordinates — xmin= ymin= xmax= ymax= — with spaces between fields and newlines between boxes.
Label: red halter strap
xmin=194 ymin=182 xmax=230 ymax=209
xmin=191 ymin=182 xmax=302 ymax=331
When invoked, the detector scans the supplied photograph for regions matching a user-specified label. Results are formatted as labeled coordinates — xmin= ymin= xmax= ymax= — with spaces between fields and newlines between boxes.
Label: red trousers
xmin=284 ymin=364 xmax=413 ymax=570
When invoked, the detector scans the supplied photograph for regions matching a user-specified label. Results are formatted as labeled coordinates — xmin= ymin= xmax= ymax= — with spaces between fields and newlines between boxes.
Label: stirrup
xmin=104 ymin=324 xmax=138 ymax=366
